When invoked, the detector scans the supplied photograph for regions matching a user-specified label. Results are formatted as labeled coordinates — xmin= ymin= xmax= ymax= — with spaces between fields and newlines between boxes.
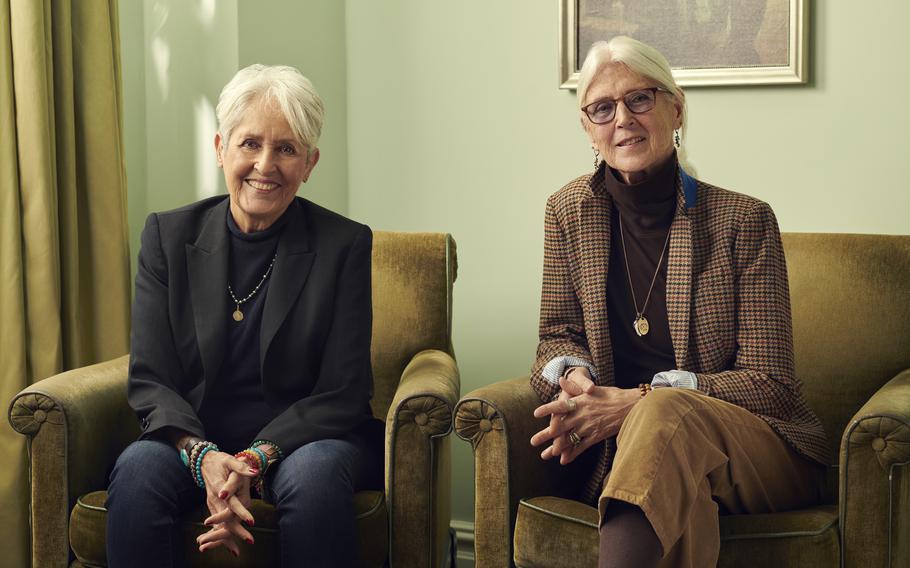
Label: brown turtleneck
xmin=604 ymin=154 xmax=678 ymax=389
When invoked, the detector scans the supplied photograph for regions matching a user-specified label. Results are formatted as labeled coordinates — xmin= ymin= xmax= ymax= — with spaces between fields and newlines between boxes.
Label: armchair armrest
xmin=7 ymin=354 xmax=138 ymax=567
xmin=840 ymin=368 xmax=910 ymax=568
xmin=454 ymin=377 xmax=596 ymax=568
xmin=386 ymin=348 xmax=459 ymax=568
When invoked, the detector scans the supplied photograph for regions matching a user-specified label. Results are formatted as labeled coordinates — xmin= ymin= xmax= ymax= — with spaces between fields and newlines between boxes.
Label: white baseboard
xmin=451 ymin=520 xmax=475 ymax=568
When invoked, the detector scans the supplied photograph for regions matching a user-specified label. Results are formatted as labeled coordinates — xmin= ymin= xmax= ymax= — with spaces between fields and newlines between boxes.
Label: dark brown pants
xmin=598 ymin=388 xmax=823 ymax=568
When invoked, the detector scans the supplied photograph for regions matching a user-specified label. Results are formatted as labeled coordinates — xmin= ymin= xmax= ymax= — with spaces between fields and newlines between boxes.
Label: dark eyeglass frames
xmin=581 ymin=87 xmax=671 ymax=125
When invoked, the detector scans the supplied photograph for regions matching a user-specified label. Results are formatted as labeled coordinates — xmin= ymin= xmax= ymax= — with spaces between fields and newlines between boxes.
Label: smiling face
xmin=215 ymin=98 xmax=319 ymax=233
xmin=582 ymin=62 xmax=682 ymax=184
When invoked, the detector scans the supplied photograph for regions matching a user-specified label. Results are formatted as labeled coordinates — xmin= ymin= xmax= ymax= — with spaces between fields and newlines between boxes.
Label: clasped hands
xmin=530 ymin=368 xmax=641 ymax=465
xmin=195 ymin=451 xmax=260 ymax=557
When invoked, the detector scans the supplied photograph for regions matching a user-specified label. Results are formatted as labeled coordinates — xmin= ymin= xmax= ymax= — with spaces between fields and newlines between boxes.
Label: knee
xmin=626 ymin=387 xmax=703 ymax=423
xmin=108 ymin=440 xmax=182 ymax=494
xmin=272 ymin=440 xmax=357 ymax=507
xmin=616 ymin=388 xmax=705 ymax=446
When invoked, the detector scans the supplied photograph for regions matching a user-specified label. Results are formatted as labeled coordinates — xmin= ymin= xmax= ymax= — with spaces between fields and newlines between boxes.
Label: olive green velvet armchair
xmin=9 ymin=231 xmax=460 ymax=568
xmin=455 ymin=233 xmax=910 ymax=567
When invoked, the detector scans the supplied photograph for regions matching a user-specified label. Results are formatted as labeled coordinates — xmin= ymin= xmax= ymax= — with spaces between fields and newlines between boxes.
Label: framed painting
xmin=559 ymin=0 xmax=809 ymax=88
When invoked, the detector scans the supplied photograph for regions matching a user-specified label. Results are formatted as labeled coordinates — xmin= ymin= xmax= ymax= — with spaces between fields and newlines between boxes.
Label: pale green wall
xmin=121 ymin=0 xmax=348 ymax=275
xmin=122 ymin=0 xmax=910 ymax=528
xmin=237 ymin=0 xmax=348 ymax=214
xmin=344 ymin=0 xmax=910 ymax=523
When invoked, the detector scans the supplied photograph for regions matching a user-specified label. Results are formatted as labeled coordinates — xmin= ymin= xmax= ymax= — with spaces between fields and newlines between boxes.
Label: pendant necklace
xmin=227 ymin=253 xmax=277 ymax=322
xmin=618 ymin=215 xmax=671 ymax=337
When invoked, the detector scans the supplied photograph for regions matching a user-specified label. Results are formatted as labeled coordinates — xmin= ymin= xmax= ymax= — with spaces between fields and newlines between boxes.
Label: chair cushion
xmin=513 ymin=496 xmax=839 ymax=568
xmin=70 ymin=490 xmax=388 ymax=568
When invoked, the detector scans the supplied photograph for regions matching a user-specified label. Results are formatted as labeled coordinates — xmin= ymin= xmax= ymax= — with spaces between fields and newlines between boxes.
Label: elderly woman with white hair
xmin=105 ymin=64 xmax=382 ymax=567
xmin=529 ymin=37 xmax=828 ymax=567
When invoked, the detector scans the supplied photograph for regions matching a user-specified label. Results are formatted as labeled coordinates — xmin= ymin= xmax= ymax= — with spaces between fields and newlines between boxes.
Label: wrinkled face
xmin=582 ymin=63 xmax=682 ymax=184
xmin=215 ymin=99 xmax=319 ymax=232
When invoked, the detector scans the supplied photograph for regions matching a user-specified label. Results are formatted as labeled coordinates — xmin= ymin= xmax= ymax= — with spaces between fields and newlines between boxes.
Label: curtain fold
xmin=1 ymin=0 xmax=130 ymax=565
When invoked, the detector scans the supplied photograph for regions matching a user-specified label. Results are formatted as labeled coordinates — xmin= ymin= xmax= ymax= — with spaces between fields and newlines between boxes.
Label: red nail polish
xmin=246 ymin=538 xmax=254 ymax=545
xmin=232 ymin=550 xmax=239 ymax=558
xmin=218 ymin=490 xmax=227 ymax=499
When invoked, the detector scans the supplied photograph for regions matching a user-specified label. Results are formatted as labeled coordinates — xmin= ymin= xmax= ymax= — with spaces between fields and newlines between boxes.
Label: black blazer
xmin=128 ymin=196 xmax=377 ymax=455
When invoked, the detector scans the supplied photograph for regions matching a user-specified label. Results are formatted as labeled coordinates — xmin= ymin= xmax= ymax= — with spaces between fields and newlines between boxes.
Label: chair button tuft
xmin=415 ymin=413 xmax=429 ymax=426
xmin=872 ymin=437 xmax=886 ymax=452
xmin=33 ymin=410 xmax=47 ymax=423
xmin=479 ymin=418 xmax=492 ymax=432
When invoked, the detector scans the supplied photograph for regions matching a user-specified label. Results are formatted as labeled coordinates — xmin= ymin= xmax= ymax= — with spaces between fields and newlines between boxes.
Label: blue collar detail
xmin=679 ymin=166 xmax=698 ymax=209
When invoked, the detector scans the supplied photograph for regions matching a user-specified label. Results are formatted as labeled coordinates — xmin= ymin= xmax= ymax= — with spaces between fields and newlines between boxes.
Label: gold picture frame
xmin=560 ymin=0 xmax=809 ymax=89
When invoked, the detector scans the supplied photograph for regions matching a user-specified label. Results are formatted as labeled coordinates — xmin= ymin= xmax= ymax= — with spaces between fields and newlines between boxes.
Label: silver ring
xmin=569 ymin=431 xmax=582 ymax=447
xmin=565 ymin=398 xmax=577 ymax=413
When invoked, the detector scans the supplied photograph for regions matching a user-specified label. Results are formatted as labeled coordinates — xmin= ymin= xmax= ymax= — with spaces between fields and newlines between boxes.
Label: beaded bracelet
xmin=249 ymin=440 xmax=284 ymax=496
xmin=234 ymin=449 xmax=265 ymax=472
xmin=251 ymin=439 xmax=284 ymax=461
xmin=249 ymin=446 xmax=269 ymax=471
xmin=638 ymin=383 xmax=653 ymax=398
xmin=191 ymin=441 xmax=219 ymax=488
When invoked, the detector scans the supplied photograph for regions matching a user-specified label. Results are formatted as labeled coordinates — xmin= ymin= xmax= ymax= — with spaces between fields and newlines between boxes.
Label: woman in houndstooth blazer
xmin=529 ymin=36 xmax=828 ymax=568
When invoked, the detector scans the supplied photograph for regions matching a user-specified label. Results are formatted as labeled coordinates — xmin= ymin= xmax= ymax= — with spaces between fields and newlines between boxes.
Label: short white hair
xmin=216 ymin=64 xmax=324 ymax=148
xmin=577 ymin=36 xmax=687 ymax=135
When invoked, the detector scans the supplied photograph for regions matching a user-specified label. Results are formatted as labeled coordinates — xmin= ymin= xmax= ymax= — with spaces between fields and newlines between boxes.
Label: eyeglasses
xmin=581 ymin=87 xmax=671 ymax=125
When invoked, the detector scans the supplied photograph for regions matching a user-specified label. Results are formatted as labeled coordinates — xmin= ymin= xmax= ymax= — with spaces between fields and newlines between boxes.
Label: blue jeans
xmin=106 ymin=437 xmax=378 ymax=567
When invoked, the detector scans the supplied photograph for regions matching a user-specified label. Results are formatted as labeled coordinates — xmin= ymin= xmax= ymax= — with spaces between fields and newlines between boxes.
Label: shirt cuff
xmin=651 ymin=370 xmax=698 ymax=390
xmin=541 ymin=356 xmax=599 ymax=385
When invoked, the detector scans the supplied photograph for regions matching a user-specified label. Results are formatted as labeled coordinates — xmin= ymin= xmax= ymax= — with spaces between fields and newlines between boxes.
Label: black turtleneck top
xmin=196 ymin=203 xmax=293 ymax=454
xmin=604 ymin=154 xmax=678 ymax=388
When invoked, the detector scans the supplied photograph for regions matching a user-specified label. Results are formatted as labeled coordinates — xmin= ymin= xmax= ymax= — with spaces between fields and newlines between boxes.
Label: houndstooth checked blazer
xmin=530 ymin=165 xmax=829 ymax=503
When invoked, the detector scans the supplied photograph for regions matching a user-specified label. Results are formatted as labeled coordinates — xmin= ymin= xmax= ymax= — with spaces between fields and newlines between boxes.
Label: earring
xmin=674 ymin=130 xmax=681 ymax=148
xmin=593 ymin=148 xmax=601 ymax=172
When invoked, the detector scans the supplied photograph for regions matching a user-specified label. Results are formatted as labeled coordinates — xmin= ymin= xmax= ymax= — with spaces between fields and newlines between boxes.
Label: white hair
xmin=577 ymin=36 xmax=687 ymax=135
xmin=216 ymin=64 xmax=324 ymax=148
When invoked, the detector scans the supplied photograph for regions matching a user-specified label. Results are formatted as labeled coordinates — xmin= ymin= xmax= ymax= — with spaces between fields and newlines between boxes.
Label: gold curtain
xmin=0 ymin=0 xmax=130 ymax=564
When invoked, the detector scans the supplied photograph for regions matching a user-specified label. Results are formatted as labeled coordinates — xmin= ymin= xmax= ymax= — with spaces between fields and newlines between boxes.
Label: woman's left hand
xmin=531 ymin=382 xmax=641 ymax=465
xmin=195 ymin=451 xmax=257 ymax=555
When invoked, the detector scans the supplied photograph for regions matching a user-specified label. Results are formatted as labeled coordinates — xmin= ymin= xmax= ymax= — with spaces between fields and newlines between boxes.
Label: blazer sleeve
xmin=530 ymin=196 xmax=594 ymax=402
xmin=253 ymin=224 xmax=374 ymax=455
xmin=128 ymin=214 xmax=206 ymax=439
xmin=693 ymin=201 xmax=801 ymax=419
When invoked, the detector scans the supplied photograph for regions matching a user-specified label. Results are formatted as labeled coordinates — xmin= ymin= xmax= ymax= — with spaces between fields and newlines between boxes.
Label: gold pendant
xmin=233 ymin=309 xmax=244 ymax=322
xmin=633 ymin=315 xmax=649 ymax=337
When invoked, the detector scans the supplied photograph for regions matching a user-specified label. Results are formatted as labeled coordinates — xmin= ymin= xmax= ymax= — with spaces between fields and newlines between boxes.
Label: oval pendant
xmin=633 ymin=316 xmax=650 ymax=337
xmin=233 ymin=309 xmax=244 ymax=322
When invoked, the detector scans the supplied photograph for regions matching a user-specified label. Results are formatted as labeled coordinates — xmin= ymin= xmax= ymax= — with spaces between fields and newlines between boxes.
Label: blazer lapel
xmin=260 ymin=201 xmax=316 ymax=371
xmin=666 ymin=174 xmax=694 ymax=369
xmin=578 ymin=170 xmax=615 ymax=386
xmin=186 ymin=200 xmax=230 ymax=393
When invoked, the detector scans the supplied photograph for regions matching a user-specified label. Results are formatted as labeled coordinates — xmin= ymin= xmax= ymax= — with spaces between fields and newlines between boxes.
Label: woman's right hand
xmin=537 ymin=368 xmax=596 ymax=460
xmin=195 ymin=451 xmax=258 ymax=556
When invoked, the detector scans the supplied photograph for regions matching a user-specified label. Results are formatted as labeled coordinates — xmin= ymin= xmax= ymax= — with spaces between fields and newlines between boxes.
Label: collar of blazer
xmin=185 ymin=197 xmax=317 ymax=393
xmin=580 ymin=166 xmax=698 ymax=380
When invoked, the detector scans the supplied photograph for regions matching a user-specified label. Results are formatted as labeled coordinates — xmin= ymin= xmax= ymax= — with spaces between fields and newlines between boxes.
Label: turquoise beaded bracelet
xmin=191 ymin=442 xmax=219 ymax=488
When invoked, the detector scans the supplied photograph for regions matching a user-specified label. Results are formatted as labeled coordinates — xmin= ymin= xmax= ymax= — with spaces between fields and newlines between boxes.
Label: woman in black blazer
xmin=105 ymin=64 xmax=381 ymax=567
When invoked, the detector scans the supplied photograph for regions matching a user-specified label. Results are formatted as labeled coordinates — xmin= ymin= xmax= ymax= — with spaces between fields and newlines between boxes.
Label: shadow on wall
xmin=143 ymin=0 xmax=237 ymax=210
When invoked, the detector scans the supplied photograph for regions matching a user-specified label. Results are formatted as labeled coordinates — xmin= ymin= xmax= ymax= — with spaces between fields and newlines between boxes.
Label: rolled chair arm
xmin=386 ymin=349 xmax=459 ymax=568
xmin=7 ymin=354 xmax=138 ymax=567
xmin=454 ymin=377 xmax=596 ymax=568
xmin=839 ymin=368 xmax=910 ymax=568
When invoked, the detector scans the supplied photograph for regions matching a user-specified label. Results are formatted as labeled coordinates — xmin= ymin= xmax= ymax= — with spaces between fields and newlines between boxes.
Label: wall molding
xmin=451 ymin=520 xmax=475 ymax=567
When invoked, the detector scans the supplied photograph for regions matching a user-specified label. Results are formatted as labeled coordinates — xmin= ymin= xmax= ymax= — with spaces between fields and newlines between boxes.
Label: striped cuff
xmin=651 ymin=370 xmax=698 ymax=390
xmin=542 ymin=356 xmax=599 ymax=385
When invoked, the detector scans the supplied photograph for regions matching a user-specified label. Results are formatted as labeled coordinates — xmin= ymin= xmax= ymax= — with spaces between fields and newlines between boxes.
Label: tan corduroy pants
xmin=598 ymin=388 xmax=824 ymax=568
